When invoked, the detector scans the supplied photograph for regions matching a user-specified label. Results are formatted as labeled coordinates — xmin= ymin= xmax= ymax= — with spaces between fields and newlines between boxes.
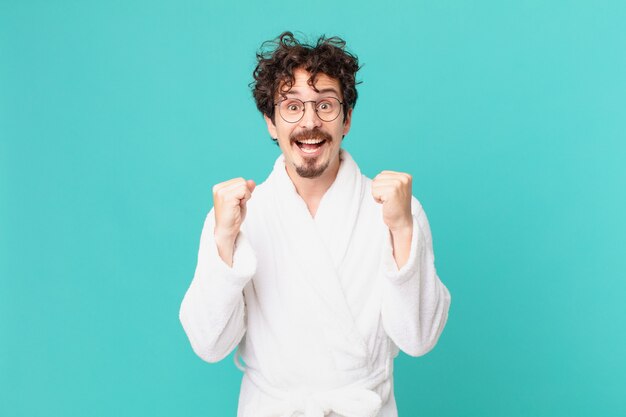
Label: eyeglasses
xmin=274 ymin=97 xmax=344 ymax=123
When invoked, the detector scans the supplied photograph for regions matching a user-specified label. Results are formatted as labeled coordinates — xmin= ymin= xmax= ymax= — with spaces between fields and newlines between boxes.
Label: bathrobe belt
xmin=266 ymin=385 xmax=382 ymax=417
xmin=240 ymin=359 xmax=387 ymax=417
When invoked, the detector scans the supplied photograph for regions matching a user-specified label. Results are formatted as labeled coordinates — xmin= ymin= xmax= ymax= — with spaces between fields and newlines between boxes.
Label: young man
xmin=179 ymin=32 xmax=452 ymax=417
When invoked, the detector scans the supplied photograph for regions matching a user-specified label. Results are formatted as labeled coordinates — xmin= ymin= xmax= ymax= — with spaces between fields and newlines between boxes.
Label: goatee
xmin=295 ymin=157 xmax=330 ymax=179
xmin=290 ymin=128 xmax=333 ymax=179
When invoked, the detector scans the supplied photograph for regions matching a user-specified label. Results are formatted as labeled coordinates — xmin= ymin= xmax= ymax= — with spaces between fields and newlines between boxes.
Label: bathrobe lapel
xmin=266 ymin=151 xmax=368 ymax=371
xmin=313 ymin=151 xmax=364 ymax=272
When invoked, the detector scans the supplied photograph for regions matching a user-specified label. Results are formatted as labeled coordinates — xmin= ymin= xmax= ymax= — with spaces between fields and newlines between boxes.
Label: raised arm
xmin=179 ymin=178 xmax=257 ymax=363
xmin=380 ymin=198 xmax=451 ymax=356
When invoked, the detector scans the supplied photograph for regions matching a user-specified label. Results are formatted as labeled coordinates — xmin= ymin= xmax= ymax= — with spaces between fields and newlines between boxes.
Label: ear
xmin=342 ymin=107 xmax=353 ymax=136
xmin=264 ymin=114 xmax=278 ymax=139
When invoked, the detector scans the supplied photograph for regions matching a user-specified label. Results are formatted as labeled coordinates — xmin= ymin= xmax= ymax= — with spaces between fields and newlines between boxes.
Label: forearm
xmin=215 ymin=231 xmax=237 ymax=267
xmin=389 ymin=226 xmax=412 ymax=269
xmin=179 ymin=275 xmax=247 ymax=363
xmin=381 ymin=209 xmax=452 ymax=356
xmin=382 ymin=255 xmax=451 ymax=356
xmin=179 ymin=210 xmax=257 ymax=363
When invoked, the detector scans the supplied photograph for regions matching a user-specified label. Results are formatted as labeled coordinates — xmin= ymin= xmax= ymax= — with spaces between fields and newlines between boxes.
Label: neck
xmin=285 ymin=152 xmax=341 ymax=217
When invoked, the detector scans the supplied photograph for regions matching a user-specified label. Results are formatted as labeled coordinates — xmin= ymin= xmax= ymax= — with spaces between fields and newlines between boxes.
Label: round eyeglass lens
xmin=278 ymin=97 xmax=342 ymax=123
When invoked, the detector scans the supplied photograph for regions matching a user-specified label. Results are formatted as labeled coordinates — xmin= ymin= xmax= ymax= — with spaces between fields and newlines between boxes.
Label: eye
xmin=284 ymin=101 xmax=302 ymax=112
xmin=317 ymin=101 xmax=333 ymax=111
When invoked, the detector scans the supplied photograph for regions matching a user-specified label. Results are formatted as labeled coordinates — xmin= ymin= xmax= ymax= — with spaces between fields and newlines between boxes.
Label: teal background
xmin=1 ymin=0 xmax=625 ymax=416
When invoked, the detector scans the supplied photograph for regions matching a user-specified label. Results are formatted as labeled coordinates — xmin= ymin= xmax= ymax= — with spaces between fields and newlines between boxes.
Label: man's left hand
xmin=371 ymin=170 xmax=413 ymax=232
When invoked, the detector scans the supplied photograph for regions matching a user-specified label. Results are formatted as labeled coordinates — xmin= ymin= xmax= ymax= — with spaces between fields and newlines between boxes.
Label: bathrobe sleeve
xmin=179 ymin=209 xmax=257 ymax=363
xmin=380 ymin=198 xmax=451 ymax=356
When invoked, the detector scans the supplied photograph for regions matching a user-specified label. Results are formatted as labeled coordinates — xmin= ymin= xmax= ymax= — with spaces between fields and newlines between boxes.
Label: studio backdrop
xmin=1 ymin=1 xmax=625 ymax=416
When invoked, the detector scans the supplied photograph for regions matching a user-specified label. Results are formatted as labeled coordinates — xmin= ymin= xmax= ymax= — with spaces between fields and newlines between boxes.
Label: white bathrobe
xmin=179 ymin=150 xmax=451 ymax=417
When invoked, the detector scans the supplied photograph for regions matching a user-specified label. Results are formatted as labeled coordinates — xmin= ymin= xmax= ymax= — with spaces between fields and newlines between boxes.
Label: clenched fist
xmin=372 ymin=170 xmax=414 ymax=268
xmin=371 ymin=170 xmax=413 ymax=232
xmin=212 ymin=177 xmax=256 ymax=266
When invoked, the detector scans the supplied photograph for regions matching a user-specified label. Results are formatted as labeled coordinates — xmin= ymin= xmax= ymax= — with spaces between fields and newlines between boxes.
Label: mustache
xmin=290 ymin=128 xmax=332 ymax=143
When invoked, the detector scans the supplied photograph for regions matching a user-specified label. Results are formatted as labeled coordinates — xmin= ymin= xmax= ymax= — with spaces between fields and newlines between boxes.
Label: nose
xmin=299 ymin=101 xmax=322 ymax=130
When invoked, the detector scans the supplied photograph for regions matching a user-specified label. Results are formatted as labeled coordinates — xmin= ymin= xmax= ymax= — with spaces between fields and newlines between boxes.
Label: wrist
xmin=214 ymin=228 xmax=238 ymax=267
xmin=388 ymin=218 xmax=413 ymax=236
xmin=388 ymin=221 xmax=412 ymax=270
xmin=214 ymin=226 xmax=238 ymax=245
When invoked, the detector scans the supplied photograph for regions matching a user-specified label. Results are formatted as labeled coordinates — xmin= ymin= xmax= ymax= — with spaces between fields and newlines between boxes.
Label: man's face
xmin=264 ymin=68 xmax=352 ymax=179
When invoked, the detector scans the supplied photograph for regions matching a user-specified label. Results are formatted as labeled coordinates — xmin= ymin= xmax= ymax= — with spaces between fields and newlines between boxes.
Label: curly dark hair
xmin=251 ymin=31 xmax=361 ymax=140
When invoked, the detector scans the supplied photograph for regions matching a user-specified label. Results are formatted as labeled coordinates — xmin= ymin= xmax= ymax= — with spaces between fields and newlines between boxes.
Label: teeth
xmin=298 ymin=139 xmax=324 ymax=144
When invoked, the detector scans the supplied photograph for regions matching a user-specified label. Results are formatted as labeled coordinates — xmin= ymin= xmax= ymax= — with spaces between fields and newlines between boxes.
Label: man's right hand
xmin=212 ymin=178 xmax=256 ymax=266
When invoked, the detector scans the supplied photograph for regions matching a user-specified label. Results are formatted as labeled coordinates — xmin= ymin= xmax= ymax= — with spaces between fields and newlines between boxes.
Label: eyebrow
xmin=285 ymin=87 xmax=341 ymax=97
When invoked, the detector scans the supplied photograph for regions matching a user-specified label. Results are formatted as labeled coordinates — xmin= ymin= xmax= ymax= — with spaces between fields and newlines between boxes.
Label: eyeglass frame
xmin=273 ymin=97 xmax=345 ymax=123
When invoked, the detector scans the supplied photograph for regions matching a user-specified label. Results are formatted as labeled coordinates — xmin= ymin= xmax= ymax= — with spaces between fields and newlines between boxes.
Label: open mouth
xmin=294 ymin=138 xmax=327 ymax=154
